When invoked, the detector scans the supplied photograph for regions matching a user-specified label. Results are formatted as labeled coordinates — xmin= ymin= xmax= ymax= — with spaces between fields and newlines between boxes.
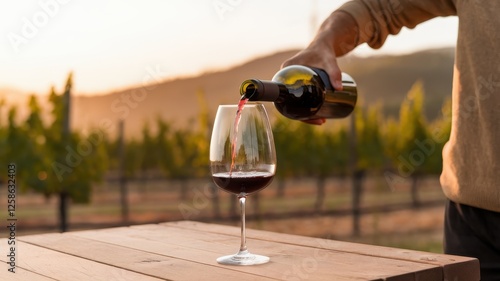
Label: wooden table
xmin=1 ymin=221 xmax=479 ymax=280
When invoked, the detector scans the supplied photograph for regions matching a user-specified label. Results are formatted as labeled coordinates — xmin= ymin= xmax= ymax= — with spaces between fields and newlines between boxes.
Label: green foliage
xmin=0 ymin=78 xmax=453 ymax=201
xmin=355 ymin=101 xmax=385 ymax=171
xmin=19 ymin=96 xmax=50 ymax=194
xmin=0 ymin=74 xmax=108 ymax=204
xmin=387 ymin=81 xmax=438 ymax=176
xmin=424 ymin=96 xmax=452 ymax=174
xmin=397 ymin=81 xmax=428 ymax=152
xmin=123 ymin=139 xmax=143 ymax=178
xmin=272 ymin=116 xmax=296 ymax=178
xmin=3 ymin=104 xmax=48 ymax=194
xmin=269 ymin=80 xmax=450 ymax=181
xmin=159 ymin=90 xmax=210 ymax=179
xmin=381 ymin=117 xmax=399 ymax=164
xmin=48 ymin=131 xmax=108 ymax=203
xmin=326 ymin=125 xmax=350 ymax=176
xmin=138 ymin=120 xmax=158 ymax=173
xmin=45 ymin=74 xmax=108 ymax=203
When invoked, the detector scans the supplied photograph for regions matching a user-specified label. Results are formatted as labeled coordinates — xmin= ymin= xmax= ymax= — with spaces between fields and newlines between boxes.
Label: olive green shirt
xmin=340 ymin=0 xmax=500 ymax=212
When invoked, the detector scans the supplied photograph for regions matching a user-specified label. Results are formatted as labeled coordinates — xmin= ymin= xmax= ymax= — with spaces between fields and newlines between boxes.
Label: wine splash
xmin=229 ymin=97 xmax=249 ymax=175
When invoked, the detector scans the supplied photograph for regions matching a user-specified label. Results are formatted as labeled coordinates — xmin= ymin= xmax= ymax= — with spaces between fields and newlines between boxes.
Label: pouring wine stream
xmin=229 ymin=97 xmax=249 ymax=175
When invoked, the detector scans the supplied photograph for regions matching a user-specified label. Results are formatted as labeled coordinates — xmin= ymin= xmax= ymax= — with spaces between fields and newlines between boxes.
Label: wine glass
xmin=210 ymin=103 xmax=276 ymax=265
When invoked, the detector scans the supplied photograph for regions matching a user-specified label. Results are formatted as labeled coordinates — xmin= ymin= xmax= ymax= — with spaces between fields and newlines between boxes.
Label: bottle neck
xmin=240 ymin=79 xmax=287 ymax=102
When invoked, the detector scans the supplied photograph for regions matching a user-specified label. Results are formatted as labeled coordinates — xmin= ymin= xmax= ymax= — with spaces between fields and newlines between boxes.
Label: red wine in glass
xmin=212 ymin=171 xmax=274 ymax=195
xmin=229 ymin=97 xmax=249 ymax=175
xmin=209 ymin=103 xmax=276 ymax=265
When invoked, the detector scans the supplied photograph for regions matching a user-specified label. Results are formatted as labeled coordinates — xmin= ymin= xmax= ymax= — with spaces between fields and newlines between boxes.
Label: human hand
xmin=280 ymin=10 xmax=359 ymax=126
xmin=281 ymin=43 xmax=341 ymax=126
xmin=281 ymin=42 xmax=343 ymax=92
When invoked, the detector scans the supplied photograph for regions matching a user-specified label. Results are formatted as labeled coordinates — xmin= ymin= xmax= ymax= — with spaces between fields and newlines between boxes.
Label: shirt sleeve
xmin=338 ymin=0 xmax=457 ymax=49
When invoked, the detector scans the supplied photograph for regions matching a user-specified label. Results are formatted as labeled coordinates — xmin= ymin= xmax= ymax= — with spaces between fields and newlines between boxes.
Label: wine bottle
xmin=240 ymin=65 xmax=357 ymax=120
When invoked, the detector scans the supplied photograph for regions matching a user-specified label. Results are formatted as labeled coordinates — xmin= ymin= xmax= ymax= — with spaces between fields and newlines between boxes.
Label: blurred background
xmin=1 ymin=1 xmax=458 ymax=252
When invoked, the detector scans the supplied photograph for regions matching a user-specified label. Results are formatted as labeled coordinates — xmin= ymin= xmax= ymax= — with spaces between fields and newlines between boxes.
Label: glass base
xmin=216 ymin=250 xmax=269 ymax=265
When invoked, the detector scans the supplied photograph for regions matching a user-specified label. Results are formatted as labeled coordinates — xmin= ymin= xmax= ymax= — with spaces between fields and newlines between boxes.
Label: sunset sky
xmin=1 ymin=0 xmax=458 ymax=96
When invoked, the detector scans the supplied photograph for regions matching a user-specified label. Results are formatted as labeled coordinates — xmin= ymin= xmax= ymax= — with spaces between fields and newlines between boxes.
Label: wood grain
xmin=72 ymin=224 xmax=442 ymax=281
xmin=1 ymin=239 xmax=163 ymax=281
xmin=0 ymin=221 xmax=479 ymax=281
xmin=166 ymin=220 xmax=480 ymax=281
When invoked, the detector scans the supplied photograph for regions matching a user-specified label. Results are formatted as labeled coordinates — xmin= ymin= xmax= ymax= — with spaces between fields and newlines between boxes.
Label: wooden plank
xmin=0 ymin=239 xmax=56 ymax=280
xmin=71 ymin=224 xmax=441 ymax=281
xmin=1 ymin=240 xmax=163 ymax=281
xmin=19 ymin=233 xmax=276 ymax=281
xmin=135 ymin=224 xmax=442 ymax=281
xmin=0 ymin=263 xmax=56 ymax=281
xmin=166 ymin=220 xmax=480 ymax=281
xmin=0 ymin=268 xmax=56 ymax=281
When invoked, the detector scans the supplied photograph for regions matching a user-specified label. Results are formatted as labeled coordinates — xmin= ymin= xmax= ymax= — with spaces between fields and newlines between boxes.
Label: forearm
xmin=338 ymin=0 xmax=457 ymax=49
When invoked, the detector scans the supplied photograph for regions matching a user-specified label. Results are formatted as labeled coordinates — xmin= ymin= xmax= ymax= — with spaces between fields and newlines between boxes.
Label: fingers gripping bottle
xmin=240 ymin=65 xmax=357 ymax=120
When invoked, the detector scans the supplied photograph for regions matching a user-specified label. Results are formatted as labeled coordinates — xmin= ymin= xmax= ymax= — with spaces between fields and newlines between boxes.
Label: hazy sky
xmin=1 ymin=0 xmax=458 ymax=95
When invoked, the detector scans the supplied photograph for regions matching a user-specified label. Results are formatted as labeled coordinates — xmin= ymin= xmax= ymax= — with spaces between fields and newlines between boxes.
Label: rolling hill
xmin=2 ymin=47 xmax=455 ymax=139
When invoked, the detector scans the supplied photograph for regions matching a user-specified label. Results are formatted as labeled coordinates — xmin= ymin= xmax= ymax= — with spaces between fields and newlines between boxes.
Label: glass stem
xmin=238 ymin=195 xmax=247 ymax=252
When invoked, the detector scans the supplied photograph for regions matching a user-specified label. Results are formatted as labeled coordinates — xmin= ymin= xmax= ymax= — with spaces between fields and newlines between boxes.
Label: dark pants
xmin=444 ymin=200 xmax=500 ymax=281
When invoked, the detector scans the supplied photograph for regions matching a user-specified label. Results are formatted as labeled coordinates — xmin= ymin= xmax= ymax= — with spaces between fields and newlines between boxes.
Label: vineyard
xmin=0 ymin=73 xmax=451 ymax=251
xmin=2 ymin=175 xmax=446 ymax=252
